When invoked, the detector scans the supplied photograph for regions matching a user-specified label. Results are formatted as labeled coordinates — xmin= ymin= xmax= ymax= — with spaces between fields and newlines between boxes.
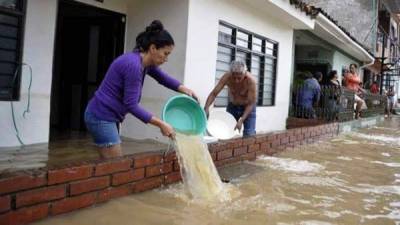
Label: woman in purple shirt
xmin=85 ymin=20 xmax=198 ymax=158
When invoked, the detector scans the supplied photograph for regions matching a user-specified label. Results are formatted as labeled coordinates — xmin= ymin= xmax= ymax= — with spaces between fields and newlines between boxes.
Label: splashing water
xmin=174 ymin=133 xmax=231 ymax=202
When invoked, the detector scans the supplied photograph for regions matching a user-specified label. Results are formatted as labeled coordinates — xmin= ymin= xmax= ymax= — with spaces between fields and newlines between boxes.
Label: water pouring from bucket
xmin=162 ymin=95 xmax=234 ymax=201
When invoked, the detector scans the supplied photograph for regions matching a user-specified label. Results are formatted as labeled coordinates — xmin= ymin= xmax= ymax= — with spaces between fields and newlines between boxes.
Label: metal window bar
xmin=290 ymin=84 xmax=387 ymax=122
xmin=215 ymin=22 xmax=278 ymax=107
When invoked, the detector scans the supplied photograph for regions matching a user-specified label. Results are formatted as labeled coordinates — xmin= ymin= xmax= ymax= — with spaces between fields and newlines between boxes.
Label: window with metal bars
xmin=0 ymin=0 xmax=26 ymax=101
xmin=214 ymin=21 xmax=278 ymax=107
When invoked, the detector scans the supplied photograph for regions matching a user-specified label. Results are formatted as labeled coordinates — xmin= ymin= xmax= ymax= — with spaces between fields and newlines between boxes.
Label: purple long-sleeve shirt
xmin=86 ymin=51 xmax=181 ymax=123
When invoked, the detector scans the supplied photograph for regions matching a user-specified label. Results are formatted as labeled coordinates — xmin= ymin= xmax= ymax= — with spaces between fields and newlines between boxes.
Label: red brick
xmin=240 ymin=152 xmax=256 ymax=161
xmin=16 ymin=185 xmax=65 ymax=208
xmin=301 ymin=127 xmax=309 ymax=134
xmin=255 ymin=135 xmax=267 ymax=144
xmin=271 ymin=139 xmax=280 ymax=148
xmin=145 ymin=162 xmax=173 ymax=177
xmin=207 ymin=143 xmax=218 ymax=153
xmin=164 ymin=151 xmax=177 ymax=162
xmin=97 ymin=185 xmax=131 ymax=203
xmin=173 ymin=160 xmax=180 ymax=171
xmin=70 ymin=176 xmax=109 ymax=196
xmin=211 ymin=152 xmax=217 ymax=161
xmin=294 ymin=128 xmax=302 ymax=135
xmin=95 ymin=159 xmax=132 ymax=176
xmin=260 ymin=142 xmax=271 ymax=151
xmin=214 ymin=157 xmax=241 ymax=167
xmin=0 ymin=173 xmax=46 ymax=195
xmin=277 ymin=133 xmax=287 ymax=139
xmin=132 ymin=176 xmax=163 ymax=193
xmin=112 ymin=168 xmax=145 ymax=186
xmin=304 ymin=132 xmax=311 ymax=138
xmin=165 ymin=172 xmax=182 ymax=184
xmin=267 ymin=134 xmax=277 ymax=141
xmin=280 ymin=136 xmax=289 ymax=145
xmin=0 ymin=196 xmax=10 ymax=213
xmin=133 ymin=154 xmax=163 ymax=168
xmin=289 ymin=135 xmax=296 ymax=143
xmin=296 ymin=134 xmax=304 ymax=141
xmin=48 ymin=165 xmax=93 ymax=185
xmin=221 ymin=141 xmax=235 ymax=148
xmin=233 ymin=147 xmax=247 ymax=156
xmin=242 ymin=137 xmax=255 ymax=146
xmin=51 ymin=193 xmax=96 ymax=215
xmin=217 ymin=149 xmax=233 ymax=160
xmin=0 ymin=203 xmax=49 ymax=225
xmin=210 ymin=142 xmax=230 ymax=152
xmin=232 ymin=139 xmax=243 ymax=148
xmin=248 ymin=144 xmax=260 ymax=152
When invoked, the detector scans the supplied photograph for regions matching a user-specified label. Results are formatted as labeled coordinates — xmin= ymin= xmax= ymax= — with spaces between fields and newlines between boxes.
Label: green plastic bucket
xmin=162 ymin=95 xmax=207 ymax=135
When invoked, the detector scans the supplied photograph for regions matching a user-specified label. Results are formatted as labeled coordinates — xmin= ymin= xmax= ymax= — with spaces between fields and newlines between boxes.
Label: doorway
xmin=50 ymin=0 xmax=125 ymax=141
xmin=295 ymin=63 xmax=330 ymax=83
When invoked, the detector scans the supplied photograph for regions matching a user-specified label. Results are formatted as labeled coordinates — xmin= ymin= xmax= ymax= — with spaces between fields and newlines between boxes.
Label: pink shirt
xmin=344 ymin=72 xmax=361 ymax=92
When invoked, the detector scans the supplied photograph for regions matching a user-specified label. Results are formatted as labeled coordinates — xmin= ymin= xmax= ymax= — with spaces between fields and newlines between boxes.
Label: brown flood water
xmin=33 ymin=117 xmax=400 ymax=225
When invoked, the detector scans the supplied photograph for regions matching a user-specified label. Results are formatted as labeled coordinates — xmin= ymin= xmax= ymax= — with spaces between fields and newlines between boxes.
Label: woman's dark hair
xmin=327 ymin=70 xmax=337 ymax=80
xmin=135 ymin=20 xmax=174 ymax=52
xmin=349 ymin=63 xmax=358 ymax=69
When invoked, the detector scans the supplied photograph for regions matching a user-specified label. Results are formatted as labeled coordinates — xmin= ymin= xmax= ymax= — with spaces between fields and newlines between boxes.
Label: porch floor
xmin=0 ymin=135 xmax=167 ymax=174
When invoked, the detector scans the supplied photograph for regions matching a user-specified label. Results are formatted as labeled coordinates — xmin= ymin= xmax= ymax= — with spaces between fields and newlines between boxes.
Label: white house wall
xmin=0 ymin=0 xmax=129 ymax=147
xmin=332 ymin=51 xmax=359 ymax=81
xmin=184 ymin=0 xmax=294 ymax=134
xmin=0 ymin=0 xmax=57 ymax=147
xmin=120 ymin=0 xmax=189 ymax=142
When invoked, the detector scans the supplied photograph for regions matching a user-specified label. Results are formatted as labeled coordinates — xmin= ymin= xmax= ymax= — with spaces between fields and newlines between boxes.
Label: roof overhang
xmin=311 ymin=13 xmax=375 ymax=65
xmin=242 ymin=0 xmax=315 ymax=29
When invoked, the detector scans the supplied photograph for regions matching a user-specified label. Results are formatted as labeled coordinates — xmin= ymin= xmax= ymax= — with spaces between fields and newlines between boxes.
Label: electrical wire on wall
xmin=10 ymin=63 xmax=33 ymax=145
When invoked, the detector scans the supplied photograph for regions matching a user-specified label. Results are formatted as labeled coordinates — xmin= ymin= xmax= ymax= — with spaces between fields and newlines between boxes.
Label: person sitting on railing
xmin=324 ymin=70 xmax=341 ymax=121
xmin=370 ymin=81 xmax=380 ymax=94
xmin=344 ymin=63 xmax=367 ymax=119
xmin=295 ymin=72 xmax=322 ymax=119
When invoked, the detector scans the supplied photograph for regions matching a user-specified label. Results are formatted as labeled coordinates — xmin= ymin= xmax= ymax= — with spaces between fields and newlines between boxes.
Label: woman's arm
xmin=149 ymin=116 xmax=175 ymax=139
xmin=147 ymin=66 xmax=181 ymax=91
xmin=147 ymin=66 xmax=199 ymax=102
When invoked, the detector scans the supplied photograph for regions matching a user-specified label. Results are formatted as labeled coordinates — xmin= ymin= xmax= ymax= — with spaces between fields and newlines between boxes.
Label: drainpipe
xmin=379 ymin=35 xmax=386 ymax=95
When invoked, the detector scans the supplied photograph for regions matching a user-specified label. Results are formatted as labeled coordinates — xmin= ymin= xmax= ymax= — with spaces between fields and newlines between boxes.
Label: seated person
xmin=344 ymin=63 xmax=367 ymax=119
xmin=370 ymin=81 xmax=379 ymax=94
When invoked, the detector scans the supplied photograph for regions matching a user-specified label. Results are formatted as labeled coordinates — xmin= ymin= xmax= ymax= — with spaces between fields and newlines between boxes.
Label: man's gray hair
xmin=230 ymin=60 xmax=247 ymax=74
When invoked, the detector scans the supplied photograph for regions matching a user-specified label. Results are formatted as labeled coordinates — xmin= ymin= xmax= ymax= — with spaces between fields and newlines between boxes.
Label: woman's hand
xmin=178 ymin=85 xmax=200 ymax=103
xmin=160 ymin=121 xmax=176 ymax=140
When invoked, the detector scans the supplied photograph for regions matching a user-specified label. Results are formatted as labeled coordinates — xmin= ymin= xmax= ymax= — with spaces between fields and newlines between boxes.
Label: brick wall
xmin=0 ymin=123 xmax=339 ymax=225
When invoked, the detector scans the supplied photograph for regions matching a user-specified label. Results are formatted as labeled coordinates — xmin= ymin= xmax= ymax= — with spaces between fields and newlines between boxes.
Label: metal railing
xmin=290 ymin=84 xmax=387 ymax=122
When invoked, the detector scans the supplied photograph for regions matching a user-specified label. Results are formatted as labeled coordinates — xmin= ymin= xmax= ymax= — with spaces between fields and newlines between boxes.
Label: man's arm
xmin=204 ymin=73 xmax=229 ymax=116
xmin=240 ymin=75 xmax=257 ymax=122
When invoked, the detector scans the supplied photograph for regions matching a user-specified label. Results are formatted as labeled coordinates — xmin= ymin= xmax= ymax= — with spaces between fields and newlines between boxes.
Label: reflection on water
xmin=32 ymin=117 xmax=400 ymax=225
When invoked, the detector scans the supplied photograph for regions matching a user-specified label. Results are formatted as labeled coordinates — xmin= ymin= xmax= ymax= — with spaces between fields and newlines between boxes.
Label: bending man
xmin=204 ymin=61 xmax=257 ymax=137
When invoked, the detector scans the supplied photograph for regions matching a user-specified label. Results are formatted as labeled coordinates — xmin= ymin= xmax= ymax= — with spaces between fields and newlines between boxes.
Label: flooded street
xmin=33 ymin=117 xmax=400 ymax=225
